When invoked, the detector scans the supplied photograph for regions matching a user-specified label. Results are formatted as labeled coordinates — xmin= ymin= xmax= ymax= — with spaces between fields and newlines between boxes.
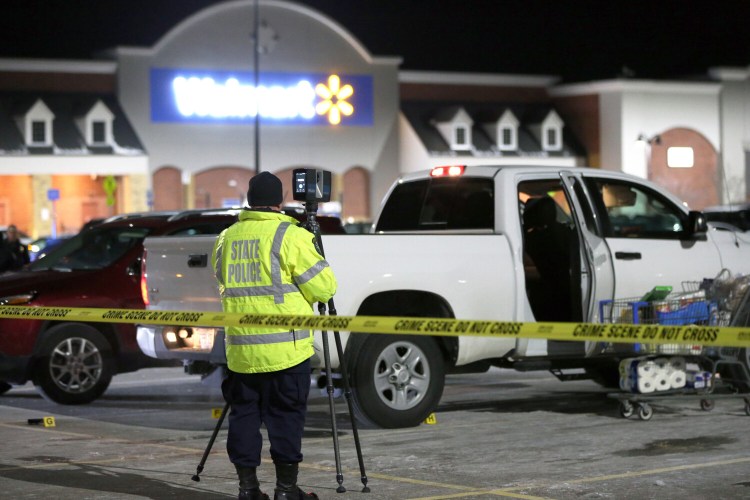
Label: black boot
xmin=236 ymin=465 xmax=270 ymax=500
xmin=273 ymin=462 xmax=318 ymax=500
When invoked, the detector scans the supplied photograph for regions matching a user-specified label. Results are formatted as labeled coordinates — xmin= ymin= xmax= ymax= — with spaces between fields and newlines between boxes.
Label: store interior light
xmin=667 ymin=147 xmax=694 ymax=168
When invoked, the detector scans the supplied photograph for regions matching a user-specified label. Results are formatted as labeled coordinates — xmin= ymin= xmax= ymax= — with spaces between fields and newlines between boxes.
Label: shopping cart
xmin=599 ymin=280 xmax=750 ymax=420
xmin=599 ymin=284 xmax=719 ymax=356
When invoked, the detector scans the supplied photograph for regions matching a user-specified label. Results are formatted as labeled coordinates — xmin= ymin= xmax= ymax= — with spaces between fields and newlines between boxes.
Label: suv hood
xmin=0 ymin=269 xmax=91 ymax=297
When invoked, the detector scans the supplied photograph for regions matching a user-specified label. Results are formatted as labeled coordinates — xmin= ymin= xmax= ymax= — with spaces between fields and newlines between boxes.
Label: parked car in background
xmin=0 ymin=210 xmax=240 ymax=403
xmin=704 ymin=203 xmax=750 ymax=231
xmin=0 ymin=226 xmax=31 ymax=246
xmin=0 ymin=207 xmax=346 ymax=403
xmin=27 ymin=236 xmax=75 ymax=261
xmin=344 ymin=219 xmax=372 ymax=234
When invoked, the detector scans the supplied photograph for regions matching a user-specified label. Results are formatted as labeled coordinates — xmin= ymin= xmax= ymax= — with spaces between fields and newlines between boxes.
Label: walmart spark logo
xmin=315 ymin=75 xmax=354 ymax=125
xmin=153 ymin=68 xmax=373 ymax=126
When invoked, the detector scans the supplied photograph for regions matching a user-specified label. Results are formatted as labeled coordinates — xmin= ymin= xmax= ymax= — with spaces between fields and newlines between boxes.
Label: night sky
xmin=3 ymin=0 xmax=750 ymax=83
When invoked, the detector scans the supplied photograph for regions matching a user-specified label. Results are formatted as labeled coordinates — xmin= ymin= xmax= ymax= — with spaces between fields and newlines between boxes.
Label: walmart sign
xmin=150 ymin=68 xmax=373 ymax=126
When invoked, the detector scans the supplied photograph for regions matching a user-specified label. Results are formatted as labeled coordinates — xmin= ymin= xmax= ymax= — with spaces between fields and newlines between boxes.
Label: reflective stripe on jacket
xmin=212 ymin=209 xmax=337 ymax=373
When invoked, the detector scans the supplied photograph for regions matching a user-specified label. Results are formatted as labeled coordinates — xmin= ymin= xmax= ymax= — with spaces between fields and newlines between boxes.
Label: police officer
xmin=212 ymin=172 xmax=337 ymax=500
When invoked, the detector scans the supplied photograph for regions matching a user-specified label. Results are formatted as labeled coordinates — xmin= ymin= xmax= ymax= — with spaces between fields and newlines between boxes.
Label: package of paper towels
xmin=618 ymin=356 xmax=687 ymax=393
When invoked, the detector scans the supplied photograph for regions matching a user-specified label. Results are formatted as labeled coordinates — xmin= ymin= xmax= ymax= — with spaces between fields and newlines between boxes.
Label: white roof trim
xmin=551 ymin=79 xmax=721 ymax=97
xmin=0 ymin=155 xmax=148 ymax=175
xmin=0 ymin=58 xmax=116 ymax=74
xmin=399 ymin=70 xmax=558 ymax=87
xmin=709 ymin=66 xmax=750 ymax=81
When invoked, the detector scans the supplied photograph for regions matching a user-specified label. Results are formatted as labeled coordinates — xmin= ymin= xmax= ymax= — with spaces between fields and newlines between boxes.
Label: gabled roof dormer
xmin=76 ymin=100 xmax=115 ymax=147
xmin=540 ymin=109 xmax=564 ymax=152
xmin=16 ymin=99 xmax=54 ymax=147
xmin=431 ymin=106 xmax=473 ymax=151
xmin=483 ymin=109 xmax=519 ymax=151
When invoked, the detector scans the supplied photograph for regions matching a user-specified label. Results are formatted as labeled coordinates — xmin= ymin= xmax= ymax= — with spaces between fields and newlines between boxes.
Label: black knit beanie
xmin=247 ymin=172 xmax=283 ymax=207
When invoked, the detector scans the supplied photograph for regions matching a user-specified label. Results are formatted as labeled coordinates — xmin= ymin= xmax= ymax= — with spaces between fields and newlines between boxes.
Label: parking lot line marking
xmin=0 ymin=421 xmax=217 ymax=455
xmin=5 ymin=419 xmax=748 ymax=499
xmin=565 ymin=455 xmax=750 ymax=484
xmin=407 ymin=489 xmax=548 ymax=499
xmin=0 ymin=449 xmax=202 ymax=473
xmin=366 ymin=455 xmax=750 ymax=500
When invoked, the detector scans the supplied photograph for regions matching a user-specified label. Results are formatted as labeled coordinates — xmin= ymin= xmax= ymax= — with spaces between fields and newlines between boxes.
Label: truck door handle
xmin=188 ymin=254 xmax=208 ymax=268
xmin=615 ymin=251 xmax=641 ymax=260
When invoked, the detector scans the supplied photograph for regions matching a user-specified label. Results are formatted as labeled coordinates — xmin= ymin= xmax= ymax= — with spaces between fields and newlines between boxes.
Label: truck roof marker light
xmin=430 ymin=165 xmax=465 ymax=177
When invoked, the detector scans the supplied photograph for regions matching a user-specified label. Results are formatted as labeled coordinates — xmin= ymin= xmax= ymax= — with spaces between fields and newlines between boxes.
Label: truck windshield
xmin=376 ymin=177 xmax=494 ymax=231
xmin=28 ymin=226 xmax=151 ymax=271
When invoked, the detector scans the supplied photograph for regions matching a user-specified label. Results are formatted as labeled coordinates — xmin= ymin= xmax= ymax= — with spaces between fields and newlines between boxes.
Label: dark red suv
xmin=0 ymin=210 xmax=242 ymax=404
xmin=0 ymin=208 xmax=345 ymax=404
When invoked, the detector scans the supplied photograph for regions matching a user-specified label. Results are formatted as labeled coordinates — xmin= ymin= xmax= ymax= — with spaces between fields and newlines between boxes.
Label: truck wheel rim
xmin=373 ymin=341 xmax=430 ymax=410
xmin=49 ymin=337 xmax=103 ymax=393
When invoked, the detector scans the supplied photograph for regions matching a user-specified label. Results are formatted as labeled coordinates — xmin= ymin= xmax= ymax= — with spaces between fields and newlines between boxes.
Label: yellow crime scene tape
xmin=1 ymin=305 xmax=750 ymax=347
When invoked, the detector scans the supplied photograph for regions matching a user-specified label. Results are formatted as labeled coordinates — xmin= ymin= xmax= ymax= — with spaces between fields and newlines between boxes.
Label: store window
xmin=500 ymin=125 xmax=517 ymax=150
xmin=453 ymin=124 xmax=470 ymax=150
xmin=24 ymin=99 xmax=54 ymax=146
xmin=544 ymin=126 xmax=561 ymax=151
xmin=92 ymin=121 xmax=106 ymax=144
xmin=667 ymin=147 xmax=694 ymax=168
xmin=540 ymin=109 xmax=563 ymax=152
xmin=31 ymin=121 xmax=47 ymax=144
xmin=80 ymin=100 xmax=114 ymax=147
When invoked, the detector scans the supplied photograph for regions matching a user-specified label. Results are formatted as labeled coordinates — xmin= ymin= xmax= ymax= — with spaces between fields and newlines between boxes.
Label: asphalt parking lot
xmin=1 ymin=367 xmax=750 ymax=499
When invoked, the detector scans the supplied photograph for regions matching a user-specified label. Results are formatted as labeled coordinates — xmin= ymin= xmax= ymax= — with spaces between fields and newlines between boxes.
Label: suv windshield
xmin=28 ymin=226 xmax=151 ymax=271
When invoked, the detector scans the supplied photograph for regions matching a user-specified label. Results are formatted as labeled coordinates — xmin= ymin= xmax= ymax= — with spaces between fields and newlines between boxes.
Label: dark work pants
xmin=223 ymin=359 xmax=311 ymax=468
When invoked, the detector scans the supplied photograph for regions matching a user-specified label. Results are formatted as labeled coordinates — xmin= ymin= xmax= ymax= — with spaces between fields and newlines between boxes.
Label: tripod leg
xmin=333 ymin=330 xmax=370 ymax=492
xmin=321 ymin=328 xmax=346 ymax=493
xmin=192 ymin=400 xmax=230 ymax=482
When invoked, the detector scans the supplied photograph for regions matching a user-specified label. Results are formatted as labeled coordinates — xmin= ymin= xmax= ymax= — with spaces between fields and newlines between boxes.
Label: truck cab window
xmin=585 ymin=179 xmax=684 ymax=239
xmin=376 ymin=177 xmax=493 ymax=231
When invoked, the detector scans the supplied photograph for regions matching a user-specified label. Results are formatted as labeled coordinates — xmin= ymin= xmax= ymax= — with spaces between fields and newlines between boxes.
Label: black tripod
xmin=191 ymin=400 xmax=229 ymax=482
xmin=304 ymin=202 xmax=369 ymax=494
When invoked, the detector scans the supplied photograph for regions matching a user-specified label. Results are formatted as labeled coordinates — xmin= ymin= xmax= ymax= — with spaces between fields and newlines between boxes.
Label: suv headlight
xmin=0 ymin=293 xmax=36 ymax=305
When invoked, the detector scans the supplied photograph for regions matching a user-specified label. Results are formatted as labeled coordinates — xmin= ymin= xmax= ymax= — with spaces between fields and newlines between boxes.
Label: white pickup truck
xmin=136 ymin=164 xmax=750 ymax=428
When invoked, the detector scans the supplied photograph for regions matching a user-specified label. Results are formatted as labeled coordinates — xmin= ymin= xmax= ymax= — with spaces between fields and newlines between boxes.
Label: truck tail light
xmin=430 ymin=165 xmax=465 ymax=177
xmin=140 ymin=249 xmax=149 ymax=306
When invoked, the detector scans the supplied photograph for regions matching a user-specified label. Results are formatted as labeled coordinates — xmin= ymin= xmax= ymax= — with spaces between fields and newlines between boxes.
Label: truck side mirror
xmin=687 ymin=210 xmax=708 ymax=235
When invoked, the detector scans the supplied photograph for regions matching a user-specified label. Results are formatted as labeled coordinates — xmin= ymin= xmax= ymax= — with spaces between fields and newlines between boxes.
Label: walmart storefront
xmin=115 ymin=0 xmax=401 ymax=221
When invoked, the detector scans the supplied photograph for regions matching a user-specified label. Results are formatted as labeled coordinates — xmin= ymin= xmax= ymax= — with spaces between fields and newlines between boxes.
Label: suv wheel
xmin=34 ymin=324 xmax=114 ymax=404
xmin=346 ymin=334 xmax=445 ymax=428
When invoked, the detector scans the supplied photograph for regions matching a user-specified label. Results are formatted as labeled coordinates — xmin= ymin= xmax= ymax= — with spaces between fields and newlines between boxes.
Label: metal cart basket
xmin=599 ymin=278 xmax=750 ymax=420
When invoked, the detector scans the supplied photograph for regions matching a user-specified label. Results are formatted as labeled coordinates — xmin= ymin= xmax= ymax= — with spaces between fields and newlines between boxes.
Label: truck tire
xmin=33 ymin=324 xmax=114 ymax=404
xmin=346 ymin=334 xmax=445 ymax=428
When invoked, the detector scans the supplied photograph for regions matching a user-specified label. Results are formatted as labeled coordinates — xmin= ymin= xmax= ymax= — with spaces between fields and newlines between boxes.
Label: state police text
xmin=228 ymin=238 xmax=263 ymax=284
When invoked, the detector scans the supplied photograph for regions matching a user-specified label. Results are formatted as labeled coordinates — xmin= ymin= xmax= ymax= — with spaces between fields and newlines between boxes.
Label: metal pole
xmin=253 ymin=0 xmax=261 ymax=174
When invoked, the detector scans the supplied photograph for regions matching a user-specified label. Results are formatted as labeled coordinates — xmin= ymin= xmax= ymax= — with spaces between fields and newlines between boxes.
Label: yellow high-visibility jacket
xmin=212 ymin=209 xmax=337 ymax=373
